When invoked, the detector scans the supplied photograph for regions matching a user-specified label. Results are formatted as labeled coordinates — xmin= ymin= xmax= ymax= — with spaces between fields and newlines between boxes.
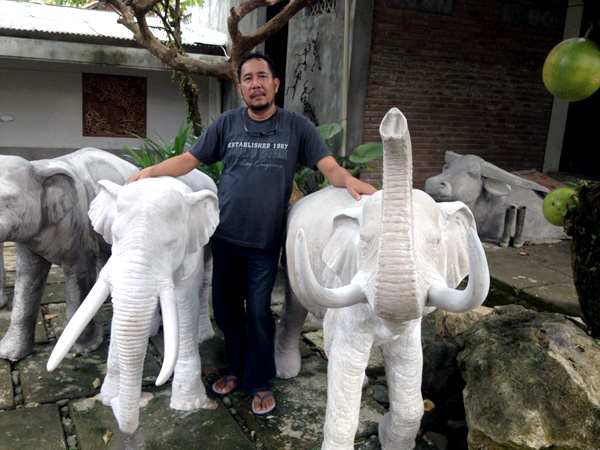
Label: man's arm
xmin=316 ymin=155 xmax=377 ymax=201
xmin=127 ymin=152 xmax=201 ymax=183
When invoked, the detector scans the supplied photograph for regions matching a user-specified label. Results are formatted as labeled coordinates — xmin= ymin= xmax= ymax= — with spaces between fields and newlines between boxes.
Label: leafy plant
xmin=123 ymin=121 xmax=224 ymax=186
xmin=294 ymin=123 xmax=383 ymax=195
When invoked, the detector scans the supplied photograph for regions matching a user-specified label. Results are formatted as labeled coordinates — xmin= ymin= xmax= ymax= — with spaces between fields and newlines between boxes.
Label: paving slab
xmin=45 ymin=302 xmax=114 ymax=340
xmin=0 ymin=404 xmax=65 ymax=450
xmin=19 ymin=341 xmax=159 ymax=405
xmin=71 ymin=385 xmax=253 ymax=450
xmin=220 ymin=353 xmax=385 ymax=450
xmin=0 ymin=359 xmax=12 ymax=410
xmin=482 ymin=240 xmax=581 ymax=317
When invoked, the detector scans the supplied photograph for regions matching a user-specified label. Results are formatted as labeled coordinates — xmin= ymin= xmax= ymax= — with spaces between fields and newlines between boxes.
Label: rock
xmin=356 ymin=434 xmax=380 ymax=449
xmin=434 ymin=306 xmax=492 ymax=344
xmin=369 ymin=383 xmax=389 ymax=404
xmin=423 ymin=431 xmax=448 ymax=450
xmin=421 ymin=341 xmax=463 ymax=403
xmin=456 ymin=304 xmax=600 ymax=449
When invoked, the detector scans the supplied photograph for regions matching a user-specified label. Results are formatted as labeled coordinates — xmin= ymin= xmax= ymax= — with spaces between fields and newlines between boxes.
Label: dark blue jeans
xmin=211 ymin=238 xmax=280 ymax=395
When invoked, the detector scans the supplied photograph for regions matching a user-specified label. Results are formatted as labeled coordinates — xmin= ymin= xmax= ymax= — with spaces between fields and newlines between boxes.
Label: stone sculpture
xmin=48 ymin=172 xmax=219 ymax=434
xmin=275 ymin=108 xmax=490 ymax=449
xmin=0 ymin=149 xmax=137 ymax=361
xmin=424 ymin=151 xmax=567 ymax=244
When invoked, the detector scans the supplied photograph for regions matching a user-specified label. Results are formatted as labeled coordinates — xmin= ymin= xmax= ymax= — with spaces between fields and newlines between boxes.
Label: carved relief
xmin=82 ymin=73 xmax=146 ymax=137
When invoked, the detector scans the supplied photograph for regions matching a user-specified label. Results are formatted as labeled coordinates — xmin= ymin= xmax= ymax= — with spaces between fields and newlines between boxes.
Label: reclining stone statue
xmin=0 ymin=149 xmax=137 ymax=360
xmin=424 ymin=151 xmax=567 ymax=245
xmin=275 ymin=108 xmax=490 ymax=450
xmin=48 ymin=171 xmax=219 ymax=434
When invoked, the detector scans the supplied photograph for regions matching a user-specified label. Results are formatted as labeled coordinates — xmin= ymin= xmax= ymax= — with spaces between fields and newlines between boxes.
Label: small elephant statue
xmin=275 ymin=108 xmax=490 ymax=449
xmin=0 ymin=148 xmax=137 ymax=361
xmin=48 ymin=172 xmax=219 ymax=434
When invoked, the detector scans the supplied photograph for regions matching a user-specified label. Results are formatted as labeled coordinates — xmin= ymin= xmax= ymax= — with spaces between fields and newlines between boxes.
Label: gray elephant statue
xmin=48 ymin=172 xmax=220 ymax=434
xmin=275 ymin=108 xmax=490 ymax=449
xmin=0 ymin=148 xmax=137 ymax=361
xmin=0 ymin=242 xmax=6 ymax=308
xmin=424 ymin=151 xmax=566 ymax=243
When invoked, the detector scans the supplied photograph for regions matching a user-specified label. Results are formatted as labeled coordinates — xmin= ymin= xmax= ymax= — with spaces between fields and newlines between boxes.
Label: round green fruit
xmin=543 ymin=38 xmax=600 ymax=102
xmin=542 ymin=187 xmax=578 ymax=226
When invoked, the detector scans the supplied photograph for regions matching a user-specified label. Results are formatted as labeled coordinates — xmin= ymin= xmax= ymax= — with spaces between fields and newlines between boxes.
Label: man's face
xmin=237 ymin=58 xmax=280 ymax=112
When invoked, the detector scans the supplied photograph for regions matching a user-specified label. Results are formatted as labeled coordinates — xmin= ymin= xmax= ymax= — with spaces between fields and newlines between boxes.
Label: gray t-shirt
xmin=189 ymin=107 xmax=332 ymax=249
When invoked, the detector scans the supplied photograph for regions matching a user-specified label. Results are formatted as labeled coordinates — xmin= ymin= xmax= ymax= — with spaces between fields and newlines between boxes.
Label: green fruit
xmin=543 ymin=38 xmax=600 ymax=102
xmin=542 ymin=188 xmax=578 ymax=226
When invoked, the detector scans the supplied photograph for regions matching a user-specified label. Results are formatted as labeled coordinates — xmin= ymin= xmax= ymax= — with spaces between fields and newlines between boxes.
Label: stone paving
xmin=0 ymin=238 xmax=579 ymax=449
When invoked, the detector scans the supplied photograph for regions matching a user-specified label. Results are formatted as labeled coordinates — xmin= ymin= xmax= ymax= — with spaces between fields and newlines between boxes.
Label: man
xmin=127 ymin=52 xmax=376 ymax=415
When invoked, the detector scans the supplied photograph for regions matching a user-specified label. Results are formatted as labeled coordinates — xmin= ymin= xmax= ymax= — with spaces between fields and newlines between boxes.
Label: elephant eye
xmin=442 ymin=164 xmax=449 ymax=171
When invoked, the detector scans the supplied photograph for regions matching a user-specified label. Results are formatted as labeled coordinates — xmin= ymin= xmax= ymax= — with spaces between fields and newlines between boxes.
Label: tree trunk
xmin=174 ymin=71 xmax=203 ymax=136
xmin=567 ymin=181 xmax=600 ymax=338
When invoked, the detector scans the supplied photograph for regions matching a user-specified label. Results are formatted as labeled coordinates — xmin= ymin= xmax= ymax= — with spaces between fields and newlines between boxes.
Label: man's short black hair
xmin=237 ymin=52 xmax=277 ymax=81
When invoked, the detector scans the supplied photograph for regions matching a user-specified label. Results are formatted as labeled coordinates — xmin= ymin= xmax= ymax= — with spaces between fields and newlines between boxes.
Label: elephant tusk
xmin=47 ymin=278 xmax=110 ymax=371
xmin=426 ymin=228 xmax=490 ymax=312
xmin=294 ymin=229 xmax=367 ymax=308
xmin=155 ymin=287 xmax=179 ymax=386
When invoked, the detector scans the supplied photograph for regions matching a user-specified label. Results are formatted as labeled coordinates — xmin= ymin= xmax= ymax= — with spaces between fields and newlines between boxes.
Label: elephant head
xmin=47 ymin=176 xmax=219 ymax=433
xmin=291 ymin=108 xmax=489 ymax=324
xmin=0 ymin=155 xmax=81 ymax=243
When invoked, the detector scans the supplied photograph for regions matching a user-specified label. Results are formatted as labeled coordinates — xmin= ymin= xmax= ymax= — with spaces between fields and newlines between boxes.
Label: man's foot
xmin=252 ymin=390 xmax=276 ymax=416
xmin=212 ymin=375 xmax=238 ymax=395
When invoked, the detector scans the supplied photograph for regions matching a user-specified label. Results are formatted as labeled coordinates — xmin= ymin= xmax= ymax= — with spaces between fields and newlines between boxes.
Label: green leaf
xmin=349 ymin=142 xmax=383 ymax=163
xmin=317 ymin=123 xmax=342 ymax=141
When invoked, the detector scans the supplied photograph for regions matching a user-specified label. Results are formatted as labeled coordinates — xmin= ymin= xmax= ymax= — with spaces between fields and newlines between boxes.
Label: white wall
xmin=0 ymin=58 xmax=211 ymax=160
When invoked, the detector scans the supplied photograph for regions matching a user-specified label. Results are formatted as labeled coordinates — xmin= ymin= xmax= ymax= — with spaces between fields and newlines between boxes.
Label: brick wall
xmin=361 ymin=0 xmax=567 ymax=189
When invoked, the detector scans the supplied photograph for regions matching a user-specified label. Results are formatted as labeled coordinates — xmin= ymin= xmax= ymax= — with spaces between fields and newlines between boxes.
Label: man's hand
xmin=316 ymin=155 xmax=377 ymax=201
xmin=344 ymin=176 xmax=377 ymax=200
xmin=127 ymin=167 xmax=154 ymax=184
xmin=125 ymin=152 xmax=202 ymax=184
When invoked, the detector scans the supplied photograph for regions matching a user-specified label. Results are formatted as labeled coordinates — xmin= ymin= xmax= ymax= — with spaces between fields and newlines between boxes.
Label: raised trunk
xmin=374 ymin=108 xmax=420 ymax=322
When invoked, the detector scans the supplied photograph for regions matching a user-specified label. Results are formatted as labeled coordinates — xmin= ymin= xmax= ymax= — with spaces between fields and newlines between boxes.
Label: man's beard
xmin=247 ymin=100 xmax=269 ymax=112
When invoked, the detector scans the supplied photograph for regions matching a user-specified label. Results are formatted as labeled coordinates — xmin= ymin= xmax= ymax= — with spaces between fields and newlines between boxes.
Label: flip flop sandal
xmin=252 ymin=391 xmax=276 ymax=416
xmin=212 ymin=375 xmax=238 ymax=395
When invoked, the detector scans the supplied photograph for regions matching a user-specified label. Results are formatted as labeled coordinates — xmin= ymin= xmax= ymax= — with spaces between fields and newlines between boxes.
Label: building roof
xmin=0 ymin=0 xmax=228 ymax=55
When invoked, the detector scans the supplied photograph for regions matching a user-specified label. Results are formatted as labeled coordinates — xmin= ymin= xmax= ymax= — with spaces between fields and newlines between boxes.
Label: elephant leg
xmin=197 ymin=248 xmax=215 ymax=344
xmin=322 ymin=307 xmax=373 ymax=450
xmin=378 ymin=318 xmax=424 ymax=450
xmin=275 ymin=282 xmax=308 ymax=379
xmin=63 ymin=262 xmax=104 ymax=354
xmin=0 ymin=243 xmax=51 ymax=360
xmin=0 ymin=242 xmax=7 ymax=308
xmin=100 ymin=321 xmax=120 ymax=405
xmin=171 ymin=271 xmax=215 ymax=411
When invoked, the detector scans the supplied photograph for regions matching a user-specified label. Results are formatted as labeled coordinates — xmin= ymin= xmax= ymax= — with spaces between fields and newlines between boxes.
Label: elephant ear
xmin=35 ymin=163 xmax=78 ymax=225
xmin=438 ymin=201 xmax=477 ymax=288
xmin=89 ymin=180 xmax=123 ymax=244
xmin=183 ymin=190 xmax=219 ymax=253
xmin=321 ymin=206 xmax=362 ymax=287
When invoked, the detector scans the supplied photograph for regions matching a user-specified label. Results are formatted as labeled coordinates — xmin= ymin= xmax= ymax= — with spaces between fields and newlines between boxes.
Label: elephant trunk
xmin=373 ymin=108 xmax=420 ymax=322
xmin=109 ymin=287 xmax=159 ymax=434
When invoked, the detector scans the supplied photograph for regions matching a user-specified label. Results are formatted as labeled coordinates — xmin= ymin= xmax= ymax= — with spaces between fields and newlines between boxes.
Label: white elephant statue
xmin=275 ymin=108 xmax=490 ymax=450
xmin=0 ymin=148 xmax=137 ymax=360
xmin=47 ymin=172 xmax=219 ymax=434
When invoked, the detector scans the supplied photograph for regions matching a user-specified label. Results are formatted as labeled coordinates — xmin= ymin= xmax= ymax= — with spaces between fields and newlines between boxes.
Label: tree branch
xmin=104 ymin=0 xmax=316 ymax=84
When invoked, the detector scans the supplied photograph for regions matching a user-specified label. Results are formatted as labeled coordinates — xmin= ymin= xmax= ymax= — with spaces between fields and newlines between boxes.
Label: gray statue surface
xmin=275 ymin=108 xmax=490 ymax=449
xmin=48 ymin=172 xmax=220 ymax=434
xmin=0 ymin=148 xmax=137 ymax=360
xmin=424 ymin=151 xmax=567 ymax=244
